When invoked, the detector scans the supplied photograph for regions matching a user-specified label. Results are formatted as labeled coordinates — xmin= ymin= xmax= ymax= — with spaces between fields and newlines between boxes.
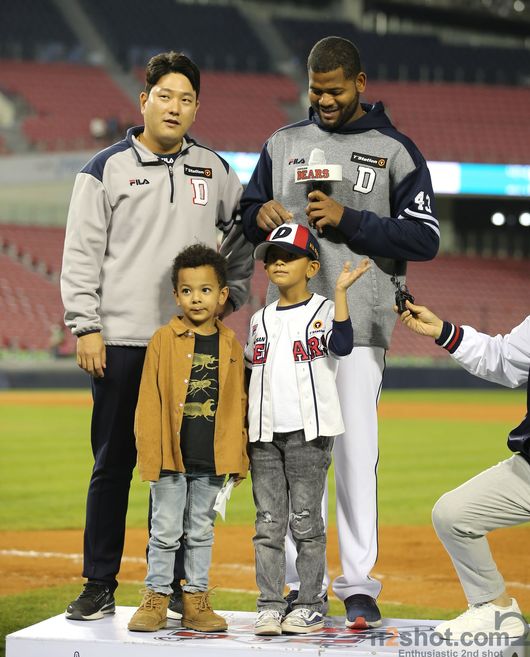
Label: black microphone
xmin=295 ymin=148 xmax=343 ymax=240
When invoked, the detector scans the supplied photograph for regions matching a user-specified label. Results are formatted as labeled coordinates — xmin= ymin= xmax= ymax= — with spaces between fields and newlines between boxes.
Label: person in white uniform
xmin=399 ymin=299 xmax=529 ymax=641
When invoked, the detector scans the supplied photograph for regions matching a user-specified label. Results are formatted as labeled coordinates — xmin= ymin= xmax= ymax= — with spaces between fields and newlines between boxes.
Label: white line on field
xmin=0 ymin=549 xmax=143 ymax=564
xmin=0 ymin=549 xmax=254 ymax=572
xmin=2 ymin=550 xmax=528 ymax=591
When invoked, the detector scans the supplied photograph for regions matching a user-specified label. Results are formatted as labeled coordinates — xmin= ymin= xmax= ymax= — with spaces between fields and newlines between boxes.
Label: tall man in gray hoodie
xmin=241 ymin=36 xmax=439 ymax=628
xmin=61 ymin=51 xmax=253 ymax=621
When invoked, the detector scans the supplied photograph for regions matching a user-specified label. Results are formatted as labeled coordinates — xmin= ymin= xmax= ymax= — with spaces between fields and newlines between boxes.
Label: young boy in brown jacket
xmin=128 ymin=244 xmax=248 ymax=633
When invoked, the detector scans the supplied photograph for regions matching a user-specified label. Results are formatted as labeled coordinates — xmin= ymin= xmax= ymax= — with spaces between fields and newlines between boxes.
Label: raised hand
xmin=335 ymin=258 xmax=371 ymax=291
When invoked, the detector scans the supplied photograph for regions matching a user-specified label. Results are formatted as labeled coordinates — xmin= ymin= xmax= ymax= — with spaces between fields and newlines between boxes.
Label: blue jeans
xmin=249 ymin=430 xmax=334 ymax=613
xmin=146 ymin=473 xmax=225 ymax=594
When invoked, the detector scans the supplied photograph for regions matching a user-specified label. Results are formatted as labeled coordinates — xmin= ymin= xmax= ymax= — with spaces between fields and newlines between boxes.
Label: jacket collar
xmin=126 ymin=126 xmax=195 ymax=165
xmin=309 ymin=101 xmax=393 ymax=134
xmin=168 ymin=315 xmax=234 ymax=339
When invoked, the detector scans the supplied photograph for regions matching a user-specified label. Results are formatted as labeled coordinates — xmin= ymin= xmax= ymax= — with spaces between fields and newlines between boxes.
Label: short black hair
xmin=307 ymin=36 xmax=362 ymax=80
xmin=145 ymin=51 xmax=200 ymax=98
xmin=171 ymin=244 xmax=227 ymax=290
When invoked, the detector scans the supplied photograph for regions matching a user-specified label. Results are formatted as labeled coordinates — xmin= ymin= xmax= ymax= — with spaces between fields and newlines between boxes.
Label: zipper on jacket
xmin=167 ymin=164 xmax=175 ymax=203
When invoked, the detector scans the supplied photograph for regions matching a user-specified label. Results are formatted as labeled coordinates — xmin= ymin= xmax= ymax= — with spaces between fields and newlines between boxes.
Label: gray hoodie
xmin=241 ymin=102 xmax=439 ymax=349
xmin=61 ymin=126 xmax=253 ymax=345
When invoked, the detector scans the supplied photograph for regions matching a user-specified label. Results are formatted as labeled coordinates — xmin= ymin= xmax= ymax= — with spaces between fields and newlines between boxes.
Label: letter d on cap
xmin=272 ymin=226 xmax=293 ymax=240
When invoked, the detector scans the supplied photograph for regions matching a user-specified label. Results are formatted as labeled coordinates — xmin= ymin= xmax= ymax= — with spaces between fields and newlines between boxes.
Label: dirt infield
xmin=1 ymin=524 xmax=529 ymax=611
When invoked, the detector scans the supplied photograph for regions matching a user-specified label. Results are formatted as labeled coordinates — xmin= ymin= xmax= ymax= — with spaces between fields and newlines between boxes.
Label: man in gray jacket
xmin=241 ymin=36 xmax=439 ymax=628
xmin=61 ymin=51 xmax=253 ymax=621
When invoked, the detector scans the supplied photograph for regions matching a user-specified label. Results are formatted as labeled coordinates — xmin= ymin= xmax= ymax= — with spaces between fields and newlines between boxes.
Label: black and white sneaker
xmin=167 ymin=581 xmax=183 ymax=620
xmin=344 ymin=594 xmax=382 ymax=628
xmin=282 ymin=608 xmax=324 ymax=634
xmin=66 ymin=583 xmax=115 ymax=621
xmin=284 ymin=590 xmax=329 ymax=615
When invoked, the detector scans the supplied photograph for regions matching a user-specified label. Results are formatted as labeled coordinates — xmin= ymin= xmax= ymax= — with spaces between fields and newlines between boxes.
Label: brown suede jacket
xmin=135 ymin=315 xmax=249 ymax=481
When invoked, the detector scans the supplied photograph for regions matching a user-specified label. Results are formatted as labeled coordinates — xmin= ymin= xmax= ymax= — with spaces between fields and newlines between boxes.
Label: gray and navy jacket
xmin=241 ymin=103 xmax=439 ymax=349
xmin=61 ymin=126 xmax=254 ymax=345
xmin=244 ymin=294 xmax=353 ymax=442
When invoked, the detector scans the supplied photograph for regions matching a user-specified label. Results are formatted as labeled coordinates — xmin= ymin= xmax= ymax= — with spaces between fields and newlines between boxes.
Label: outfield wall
xmin=0 ymin=360 xmax=513 ymax=390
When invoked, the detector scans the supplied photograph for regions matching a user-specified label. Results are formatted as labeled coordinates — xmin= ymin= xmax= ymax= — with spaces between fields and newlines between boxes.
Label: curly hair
xmin=171 ymin=244 xmax=227 ymax=290
xmin=307 ymin=36 xmax=362 ymax=80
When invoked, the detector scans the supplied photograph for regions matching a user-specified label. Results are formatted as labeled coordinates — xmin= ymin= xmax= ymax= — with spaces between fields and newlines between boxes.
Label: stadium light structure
xmin=519 ymin=212 xmax=530 ymax=227
xmin=491 ymin=212 xmax=506 ymax=226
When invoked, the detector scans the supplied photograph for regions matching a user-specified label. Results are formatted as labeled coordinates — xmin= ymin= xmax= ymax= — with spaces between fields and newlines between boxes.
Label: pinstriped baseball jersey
xmin=245 ymin=294 xmax=352 ymax=442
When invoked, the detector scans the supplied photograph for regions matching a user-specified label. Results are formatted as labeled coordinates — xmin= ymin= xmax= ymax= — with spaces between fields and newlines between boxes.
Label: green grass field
xmin=0 ymin=388 xmax=526 ymax=655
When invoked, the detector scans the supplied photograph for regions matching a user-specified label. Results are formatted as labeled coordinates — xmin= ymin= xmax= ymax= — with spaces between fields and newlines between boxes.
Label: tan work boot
xmin=128 ymin=589 xmax=169 ymax=632
xmin=182 ymin=590 xmax=227 ymax=632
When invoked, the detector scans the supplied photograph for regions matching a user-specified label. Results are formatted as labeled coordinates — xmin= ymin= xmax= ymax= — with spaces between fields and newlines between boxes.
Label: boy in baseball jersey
xmin=127 ymin=244 xmax=248 ymax=633
xmin=245 ymin=223 xmax=370 ymax=635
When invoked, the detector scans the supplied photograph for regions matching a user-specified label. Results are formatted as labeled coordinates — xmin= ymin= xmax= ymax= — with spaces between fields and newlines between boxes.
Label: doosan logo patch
xmin=350 ymin=152 xmax=387 ymax=168
xmin=184 ymin=165 xmax=213 ymax=178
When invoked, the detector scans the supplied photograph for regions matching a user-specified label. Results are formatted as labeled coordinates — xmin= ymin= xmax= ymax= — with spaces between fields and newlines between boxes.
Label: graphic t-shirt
xmin=179 ymin=332 xmax=219 ymax=473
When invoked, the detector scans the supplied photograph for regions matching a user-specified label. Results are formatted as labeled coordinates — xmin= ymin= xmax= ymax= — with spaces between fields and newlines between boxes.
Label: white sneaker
xmin=254 ymin=609 xmax=283 ymax=636
xmin=281 ymin=608 xmax=324 ymax=634
xmin=435 ymin=598 xmax=528 ymax=641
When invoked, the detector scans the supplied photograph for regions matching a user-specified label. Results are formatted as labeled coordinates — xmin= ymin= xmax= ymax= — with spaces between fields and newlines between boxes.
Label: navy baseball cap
xmin=253 ymin=223 xmax=320 ymax=262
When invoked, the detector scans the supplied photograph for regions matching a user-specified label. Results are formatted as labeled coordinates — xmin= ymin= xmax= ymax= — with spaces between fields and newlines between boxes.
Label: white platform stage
xmin=6 ymin=607 xmax=528 ymax=657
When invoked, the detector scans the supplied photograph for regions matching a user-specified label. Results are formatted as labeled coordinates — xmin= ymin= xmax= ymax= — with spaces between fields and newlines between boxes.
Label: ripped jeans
xmin=249 ymin=430 xmax=334 ymax=613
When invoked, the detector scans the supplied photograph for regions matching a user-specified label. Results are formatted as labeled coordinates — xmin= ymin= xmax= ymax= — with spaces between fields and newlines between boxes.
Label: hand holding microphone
xmin=295 ymin=148 xmax=345 ymax=234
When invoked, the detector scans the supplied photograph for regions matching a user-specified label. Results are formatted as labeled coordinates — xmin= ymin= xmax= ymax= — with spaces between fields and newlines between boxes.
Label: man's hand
xmin=398 ymin=301 xmax=444 ymax=339
xmin=306 ymin=190 xmax=344 ymax=233
xmin=335 ymin=258 xmax=371 ymax=291
xmin=256 ymin=200 xmax=293 ymax=232
xmin=77 ymin=332 xmax=106 ymax=377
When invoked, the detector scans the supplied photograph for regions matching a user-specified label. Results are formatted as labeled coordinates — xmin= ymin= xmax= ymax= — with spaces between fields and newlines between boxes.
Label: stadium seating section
xmin=0 ymin=0 xmax=80 ymax=61
xmin=0 ymin=2 xmax=527 ymax=159
xmin=0 ymin=253 xmax=74 ymax=353
xmin=0 ymin=224 xmax=65 ymax=276
xmin=189 ymin=71 xmax=299 ymax=152
xmin=78 ymin=0 xmax=271 ymax=71
xmin=390 ymin=255 xmax=530 ymax=359
xmin=0 ymin=61 xmax=139 ymax=151
xmin=273 ymin=17 xmax=528 ymax=86
xmin=364 ymin=82 xmax=530 ymax=164
xmin=1 ymin=58 xmax=527 ymax=161
xmin=0 ymin=61 xmax=298 ymax=154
